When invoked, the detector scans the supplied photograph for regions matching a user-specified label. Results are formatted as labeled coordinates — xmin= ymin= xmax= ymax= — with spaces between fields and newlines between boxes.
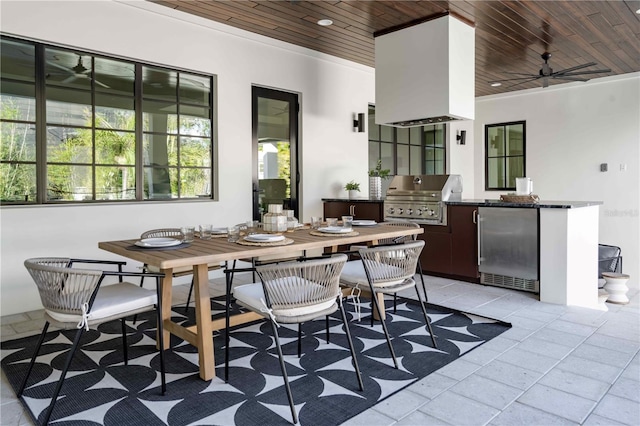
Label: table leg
xmin=193 ymin=263 xmax=215 ymax=380
xmin=372 ymin=293 xmax=386 ymax=321
xmin=160 ymin=270 xmax=173 ymax=350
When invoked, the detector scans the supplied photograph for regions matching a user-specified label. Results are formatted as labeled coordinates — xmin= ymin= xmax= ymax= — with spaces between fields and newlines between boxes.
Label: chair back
xmin=358 ymin=240 xmax=425 ymax=286
xmin=141 ymin=228 xmax=183 ymax=239
xmin=256 ymin=254 xmax=347 ymax=311
xmin=598 ymin=244 xmax=622 ymax=277
xmin=379 ymin=221 xmax=420 ymax=244
xmin=24 ymin=258 xmax=102 ymax=316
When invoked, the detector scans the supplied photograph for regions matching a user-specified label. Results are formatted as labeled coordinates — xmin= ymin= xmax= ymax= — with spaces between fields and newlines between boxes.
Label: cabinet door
xmin=323 ymin=202 xmax=351 ymax=219
xmin=419 ymin=230 xmax=452 ymax=274
xmin=450 ymin=205 xmax=479 ymax=279
xmin=352 ymin=203 xmax=383 ymax=222
xmin=323 ymin=201 xmax=384 ymax=222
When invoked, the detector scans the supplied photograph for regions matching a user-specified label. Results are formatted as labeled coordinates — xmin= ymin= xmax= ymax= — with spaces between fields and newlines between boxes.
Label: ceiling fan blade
xmin=95 ymin=79 xmax=110 ymax=89
xmin=560 ymin=69 xmax=612 ymax=76
xmin=542 ymin=77 xmax=549 ymax=88
xmin=552 ymin=62 xmax=597 ymax=75
xmin=553 ymin=76 xmax=589 ymax=82
xmin=502 ymin=72 xmax=539 ymax=77
xmin=48 ymin=62 xmax=73 ymax=73
xmin=61 ymin=75 xmax=76 ymax=84
xmin=506 ymin=77 xmax=541 ymax=89
xmin=491 ymin=76 xmax=542 ymax=83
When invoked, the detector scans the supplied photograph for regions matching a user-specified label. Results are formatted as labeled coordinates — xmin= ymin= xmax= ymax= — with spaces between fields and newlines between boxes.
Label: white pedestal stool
xmin=602 ymin=272 xmax=630 ymax=304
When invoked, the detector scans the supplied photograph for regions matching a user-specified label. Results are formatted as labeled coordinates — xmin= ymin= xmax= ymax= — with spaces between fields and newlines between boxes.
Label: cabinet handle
xmin=472 ymin=209 xmax=477 ymax=224
xmin=477 ymin=212 xmax=482 ymax=266
xmin=350 ymin=205 xmax=355 ymax=216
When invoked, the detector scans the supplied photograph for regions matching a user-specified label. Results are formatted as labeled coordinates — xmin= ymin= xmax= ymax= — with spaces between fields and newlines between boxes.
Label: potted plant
xmin=368 ymin=160 xmax=391 ymax=199
xmin=345 ymin=180 xmax=361 ymax=199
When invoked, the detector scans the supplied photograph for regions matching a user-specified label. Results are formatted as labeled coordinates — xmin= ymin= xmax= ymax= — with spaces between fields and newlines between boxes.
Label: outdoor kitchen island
xmin=447 ymin=199 xmax=603 ymax=309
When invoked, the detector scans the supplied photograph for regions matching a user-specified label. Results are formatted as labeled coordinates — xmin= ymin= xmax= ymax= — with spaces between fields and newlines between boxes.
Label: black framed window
xmin=485 ymin=121 xmax=525 ymax=190
xmin=368 ymin=105 xmax=446 ymax=175
xmin=1 ymin=35 xmax=215 ymax=204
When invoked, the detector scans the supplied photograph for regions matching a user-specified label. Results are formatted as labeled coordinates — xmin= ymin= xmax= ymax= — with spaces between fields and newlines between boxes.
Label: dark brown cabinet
xmin=450 ymin=205 xmax=479 ymax=280
xmin=419 ymin=227 xmax=452 ymax=274
xmin=419 ymin=204 xmax=479 ymax=281
xmin=322 ymin=200 xmax=384 ymax=222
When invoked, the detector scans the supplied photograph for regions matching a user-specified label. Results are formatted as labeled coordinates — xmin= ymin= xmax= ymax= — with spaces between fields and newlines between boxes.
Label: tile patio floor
xmin=2 ymin=272 xmax=638 ymax=425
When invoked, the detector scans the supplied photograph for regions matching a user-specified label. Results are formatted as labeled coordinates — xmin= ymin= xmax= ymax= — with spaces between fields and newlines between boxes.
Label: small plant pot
xmin=348 ymin=190 xmax=359 ymax=199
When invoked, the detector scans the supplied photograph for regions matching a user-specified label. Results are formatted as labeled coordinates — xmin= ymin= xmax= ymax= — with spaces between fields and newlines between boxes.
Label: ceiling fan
xmin=490 ymin=52 xmax=611 ymax=89
xmin=48 ymin=55 xmax=110 ymax=88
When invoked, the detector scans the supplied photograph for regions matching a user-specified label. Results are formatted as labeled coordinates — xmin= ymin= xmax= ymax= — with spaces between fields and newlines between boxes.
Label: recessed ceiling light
xmin=490 ymin=82 xmax=502 ymax=87
xmin=317 ymin=19 xmax=333 ymax=26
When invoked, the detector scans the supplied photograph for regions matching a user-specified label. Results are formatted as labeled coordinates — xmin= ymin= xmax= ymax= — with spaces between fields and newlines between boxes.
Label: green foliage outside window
xmin=0 ymin=36 xmax=214 ymax=204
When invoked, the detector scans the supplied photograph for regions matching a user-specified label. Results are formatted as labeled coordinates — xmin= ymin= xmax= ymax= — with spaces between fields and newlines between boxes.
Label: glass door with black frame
xmin=252 ymin=87 xmax=299 ymax=221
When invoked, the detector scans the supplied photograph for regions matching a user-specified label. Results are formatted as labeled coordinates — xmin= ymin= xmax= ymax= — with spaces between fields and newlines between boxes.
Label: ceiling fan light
xmin=317 ymin=19 xmax=333 ymax=26
xmin=490 ymin=82 xmax=502 ymax=87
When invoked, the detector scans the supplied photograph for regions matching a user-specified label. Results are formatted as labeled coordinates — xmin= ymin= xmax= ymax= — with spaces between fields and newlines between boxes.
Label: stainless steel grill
xmin=384 ymin=175 xmax=463 ymax=226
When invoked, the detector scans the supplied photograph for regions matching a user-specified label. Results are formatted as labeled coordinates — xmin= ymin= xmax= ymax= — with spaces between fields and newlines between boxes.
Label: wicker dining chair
xmin=138 ymin=228 xmax=223 ymax=311
xmin=21 ymin=258 xmax=166 ymax=426
xmin=350 ymin=220 xmax=429 ymax=311
xmin=339 ymin=240 xmax=436 ymax=369
xmin=224 ymin=254 xmax=363 ymax=424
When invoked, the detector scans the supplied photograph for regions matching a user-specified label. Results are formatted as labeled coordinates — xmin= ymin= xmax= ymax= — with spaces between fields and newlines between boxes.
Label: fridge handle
xmin=476 ymin=210 xmax=482 ymax=266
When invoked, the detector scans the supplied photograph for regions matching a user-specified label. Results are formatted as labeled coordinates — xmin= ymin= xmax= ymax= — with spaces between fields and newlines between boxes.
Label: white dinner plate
xmin=317 ymin=226 xmax=352 ymax=234
xmin=135 ymin=237 xmax=182 ymax=248
xmin=352 ymin=220 xmax=377 ymax=226
xmin=244 ymin=234 xmax=285 ymax=243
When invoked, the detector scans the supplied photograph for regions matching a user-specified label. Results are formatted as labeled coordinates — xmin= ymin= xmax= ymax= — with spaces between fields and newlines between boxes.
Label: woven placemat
xmin=310 ymin=230 xmax=360 ymax=237
xmin=235 ymin=237 xmax=295 ymax=247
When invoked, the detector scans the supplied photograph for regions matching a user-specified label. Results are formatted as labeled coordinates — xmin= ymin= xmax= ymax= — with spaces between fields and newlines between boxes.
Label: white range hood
xmin=375 ymin=14 xmax=475 ymax=127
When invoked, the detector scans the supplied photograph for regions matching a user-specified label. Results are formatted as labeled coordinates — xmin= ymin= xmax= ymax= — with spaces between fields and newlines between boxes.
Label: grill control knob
xmin=427 ymin=209 xmax=435 ymax=216
xmin=416 ymin=209 xmax=423 ymax=216
xmin=407 ymin=208 xmax=413 ymax=215
xmin=388 ymin=207 xmax=395 ymax=215
xmin=397 ymin=208 xmax=404 ymax=214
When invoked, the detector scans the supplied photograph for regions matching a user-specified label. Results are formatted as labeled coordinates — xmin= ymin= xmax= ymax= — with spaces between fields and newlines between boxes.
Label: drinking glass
xmin=341 ymin=215 xmax=353 ymax=231
xmin=246 ymin=220 xmax=259 ymax=235
xmin=326 ymin=218 xmax=338 ymax=227
xmin=310 ymin=216 xmax=322 ymax=229
xmin=227 ymin=225 xmax=241 ymax=243
xmin=181 ymin=226 xmax=195 ymax=243
xmin=199 ymin=224 xmax=213 ymax=240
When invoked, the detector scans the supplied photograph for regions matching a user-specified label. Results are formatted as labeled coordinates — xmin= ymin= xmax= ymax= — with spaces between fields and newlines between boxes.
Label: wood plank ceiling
xmin=152 ymin=0 xmax=640 ymax=97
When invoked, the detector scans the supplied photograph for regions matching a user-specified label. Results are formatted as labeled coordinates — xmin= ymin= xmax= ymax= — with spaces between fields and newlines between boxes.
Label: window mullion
xmin=134 ymin=63 xmax=143 ymax=200
xmin=176 ymin=73 xmax=180 ymax=199
xmin=91 ymin=56 xmax=97 ymax=201
xmin=34 ymin=44 xmax=47 ymax=204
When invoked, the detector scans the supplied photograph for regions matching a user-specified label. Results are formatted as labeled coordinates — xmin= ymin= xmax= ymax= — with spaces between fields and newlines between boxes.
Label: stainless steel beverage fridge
xmin=477 ymin=207 xmax=540 ymax=292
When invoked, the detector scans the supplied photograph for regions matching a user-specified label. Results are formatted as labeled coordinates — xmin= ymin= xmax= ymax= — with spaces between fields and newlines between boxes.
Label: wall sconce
xmin=353 ymin=113 xmax=365 ymax=132
xmin=456 ymin=130 xmax=467 ymax=145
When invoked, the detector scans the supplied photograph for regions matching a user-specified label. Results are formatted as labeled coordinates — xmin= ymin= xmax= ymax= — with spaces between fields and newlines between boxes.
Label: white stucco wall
xmin=473 ymin=74 xmax=640 ymax=289
xmin=0 ymin=0 xmax=374 ymax=315
xmin=1 ymin=1 xmax=638 ymax=316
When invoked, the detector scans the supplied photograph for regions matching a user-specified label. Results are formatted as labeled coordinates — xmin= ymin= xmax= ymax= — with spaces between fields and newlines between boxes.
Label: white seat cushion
xmin=233 ymin=278 xmax=335 ymax=318
xmin=340 ymin=260 xmax=406 ymax=288
xmin=46 ymin=282 xmax=157 ymax=324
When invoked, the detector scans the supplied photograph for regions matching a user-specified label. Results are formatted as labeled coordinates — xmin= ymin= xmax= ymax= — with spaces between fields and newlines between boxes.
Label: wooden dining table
xmin=99 ymin=224 xmax=423 ymax=381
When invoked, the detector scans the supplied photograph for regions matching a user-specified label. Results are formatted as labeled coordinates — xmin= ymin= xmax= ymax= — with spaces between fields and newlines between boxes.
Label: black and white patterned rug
xmin=2 ymin=296 xmax=510 ymax=425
